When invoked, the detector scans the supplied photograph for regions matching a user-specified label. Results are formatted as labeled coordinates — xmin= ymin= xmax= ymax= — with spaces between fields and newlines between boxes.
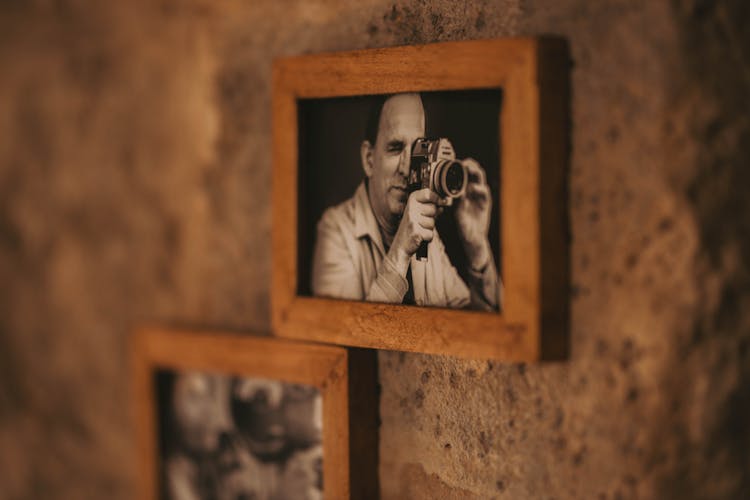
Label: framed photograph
xmin=273 ymin=38 xmax=569 ymax=360
xmin=132 ymin=327 xmax=378 ymax=500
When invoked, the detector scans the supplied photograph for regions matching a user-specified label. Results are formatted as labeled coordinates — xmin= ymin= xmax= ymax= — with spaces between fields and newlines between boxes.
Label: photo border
xmin=272 ymin=38 xmax=569 ymax=361
xmin=132 ymin=327 xmax=379 ymax=499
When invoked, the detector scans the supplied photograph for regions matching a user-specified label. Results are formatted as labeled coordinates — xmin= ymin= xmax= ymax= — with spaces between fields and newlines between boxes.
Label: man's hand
xmin=388 ymin=188 xmax=444 ymax=276
xmin=455 ymin=158 xmax=492 ymax=270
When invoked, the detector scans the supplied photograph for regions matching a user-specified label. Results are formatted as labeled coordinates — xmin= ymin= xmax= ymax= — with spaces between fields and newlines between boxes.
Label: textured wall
xmin=0 ymin=1 xmax=748 ymax=499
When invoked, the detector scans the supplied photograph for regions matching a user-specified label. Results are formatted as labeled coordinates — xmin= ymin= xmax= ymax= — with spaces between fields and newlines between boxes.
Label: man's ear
xmin=361 ymin=140 xmax=374 ymax=178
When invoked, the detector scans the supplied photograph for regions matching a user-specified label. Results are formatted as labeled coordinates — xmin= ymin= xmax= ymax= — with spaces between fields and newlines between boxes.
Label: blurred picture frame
xmin=132 ymin=327 xmax=378 ymax=500
xmin=272 ymin=37 xmax=569 ymax=361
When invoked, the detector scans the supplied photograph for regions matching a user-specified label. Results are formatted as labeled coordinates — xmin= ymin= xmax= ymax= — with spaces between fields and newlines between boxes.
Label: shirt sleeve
xmin=430 ymin=232 xmax=501 ymax=312
xmin=466 ymin=258 xmax=502 ymax=312
xmin=311 ymin=208 xmax=407 ymax=303
xmin=311 ymin=210 xmax=363 ymax=301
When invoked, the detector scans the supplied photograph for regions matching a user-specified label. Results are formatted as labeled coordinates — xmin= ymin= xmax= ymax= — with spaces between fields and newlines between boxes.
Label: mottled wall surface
xmin=0 ymin=1 xmax=748 ymax=499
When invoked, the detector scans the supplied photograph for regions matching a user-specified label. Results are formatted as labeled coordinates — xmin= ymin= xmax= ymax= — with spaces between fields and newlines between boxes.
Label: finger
xmin=413 ymin=188 xmax=441 ymax=204
xmin=466 ymin=183 xmax=490 ymax=201
xmin=419 ymin=203 xmax=437 ymax=217
xmin=419 ymin=227 xmax=434 ymax=242
xmin=417 ymin=216 xmax=435 ymax=230
xmin=462 ymin=158 xmax=487 ymax=185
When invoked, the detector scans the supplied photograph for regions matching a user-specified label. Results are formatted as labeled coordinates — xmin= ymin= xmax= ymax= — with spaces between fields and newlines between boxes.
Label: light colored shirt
xmin=311 ymin=182 xmax=500 ymax=311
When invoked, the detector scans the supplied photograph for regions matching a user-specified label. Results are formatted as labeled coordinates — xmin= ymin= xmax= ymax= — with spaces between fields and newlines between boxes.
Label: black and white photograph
xmin=298 ymin=90 xmax=504 ymax=313
xmin=155 ymin=370 xmax=323 ymax=500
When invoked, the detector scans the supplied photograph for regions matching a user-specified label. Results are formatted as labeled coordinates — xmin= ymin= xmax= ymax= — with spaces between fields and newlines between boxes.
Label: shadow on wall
xmin=657 ymin=1 xmax=750 ymax=498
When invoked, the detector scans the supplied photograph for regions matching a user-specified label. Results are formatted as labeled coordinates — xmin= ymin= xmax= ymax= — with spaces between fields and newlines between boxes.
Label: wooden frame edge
xmin=131 ymin=326 xmax=379 ymax=499
xmin=536 ymin=37 xmax=571 ymax=361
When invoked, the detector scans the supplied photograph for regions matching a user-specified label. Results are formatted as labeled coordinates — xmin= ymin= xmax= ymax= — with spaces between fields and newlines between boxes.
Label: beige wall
xmin=0 ymin=1 xmax=748 ymax=498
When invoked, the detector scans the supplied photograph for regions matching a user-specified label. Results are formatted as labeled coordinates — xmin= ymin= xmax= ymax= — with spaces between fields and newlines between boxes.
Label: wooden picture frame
xmin=272 ymin=38 xmax=569 ymax=361
xmin=132 ymin=327 xmax=378 ymax=499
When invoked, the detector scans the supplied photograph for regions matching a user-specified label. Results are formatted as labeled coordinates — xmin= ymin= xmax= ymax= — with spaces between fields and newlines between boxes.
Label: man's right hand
xmin=388 ymin=188 xmax=443 ymax=276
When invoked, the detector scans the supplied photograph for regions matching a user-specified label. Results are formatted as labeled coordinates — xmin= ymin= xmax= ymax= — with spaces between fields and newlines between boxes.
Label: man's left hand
xmin=454 ymin=158 xmax=492 ymax=270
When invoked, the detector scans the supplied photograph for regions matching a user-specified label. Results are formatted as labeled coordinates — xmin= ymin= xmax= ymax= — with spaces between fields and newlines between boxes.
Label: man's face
xmin=363 ymin=93 xmax=425 ymax=226
xmin=232 ymin=378 xmax=322 ymax=458
xmin=172 ymin=373 xmax=233 ymax=455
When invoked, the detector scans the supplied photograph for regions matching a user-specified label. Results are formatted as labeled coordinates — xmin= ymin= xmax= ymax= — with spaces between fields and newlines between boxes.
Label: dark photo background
xmin=297 ymin=89 xmax=503 ymax=299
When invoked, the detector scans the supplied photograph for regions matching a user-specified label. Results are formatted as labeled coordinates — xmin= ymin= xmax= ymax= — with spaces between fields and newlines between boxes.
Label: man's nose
xmin=397 ymin=149 xmax=410 ymax=176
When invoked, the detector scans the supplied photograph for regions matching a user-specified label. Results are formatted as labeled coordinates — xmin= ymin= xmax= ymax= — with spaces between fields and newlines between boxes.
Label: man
xmin=164 ymin=372 xmax=276 ymax=500
xmin=164 ymin=373 xmax=323 ymax=500
xmin=311 ymin=93 xmax=500 ymax=311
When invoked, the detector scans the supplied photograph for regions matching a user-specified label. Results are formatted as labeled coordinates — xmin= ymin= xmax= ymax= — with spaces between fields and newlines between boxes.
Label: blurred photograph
xmin=298 ymin=90 xmax=504 ymax=312
xmin=156 ymin=370 xmax=323 ymax=500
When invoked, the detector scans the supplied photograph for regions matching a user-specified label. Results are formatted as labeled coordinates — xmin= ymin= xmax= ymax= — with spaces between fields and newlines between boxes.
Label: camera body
xmin=408 ymin=137 xmax=468 ymax=206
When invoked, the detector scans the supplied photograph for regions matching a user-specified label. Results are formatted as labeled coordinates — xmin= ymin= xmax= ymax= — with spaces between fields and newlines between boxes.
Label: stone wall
xmin=0 ymin=1 xmax=748 ymax=498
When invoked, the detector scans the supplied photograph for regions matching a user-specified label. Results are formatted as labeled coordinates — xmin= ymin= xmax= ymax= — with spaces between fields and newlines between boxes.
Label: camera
xmin=408 ymin=138 xmax=468 ymax=261
xmin=408 ymin=138 xmax=467 ymax=203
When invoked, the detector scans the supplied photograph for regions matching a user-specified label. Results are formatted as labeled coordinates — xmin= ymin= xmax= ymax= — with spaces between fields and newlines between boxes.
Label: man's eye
xmin=387 ymin=143 xmax=404 ymax=153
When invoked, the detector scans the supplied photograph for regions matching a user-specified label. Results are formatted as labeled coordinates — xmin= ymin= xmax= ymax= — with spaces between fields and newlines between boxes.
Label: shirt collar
xmin=353 ymin=181 xmax=386 ymax=256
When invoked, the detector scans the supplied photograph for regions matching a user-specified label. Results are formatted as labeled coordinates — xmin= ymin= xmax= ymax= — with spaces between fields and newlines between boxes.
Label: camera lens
xmin=437 ymin=160 xmax=467 ymax=197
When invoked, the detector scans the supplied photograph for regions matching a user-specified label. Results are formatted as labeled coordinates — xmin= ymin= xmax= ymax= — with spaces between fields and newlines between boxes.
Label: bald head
xmin=361 ymin=93 xmax=426 ymax=232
